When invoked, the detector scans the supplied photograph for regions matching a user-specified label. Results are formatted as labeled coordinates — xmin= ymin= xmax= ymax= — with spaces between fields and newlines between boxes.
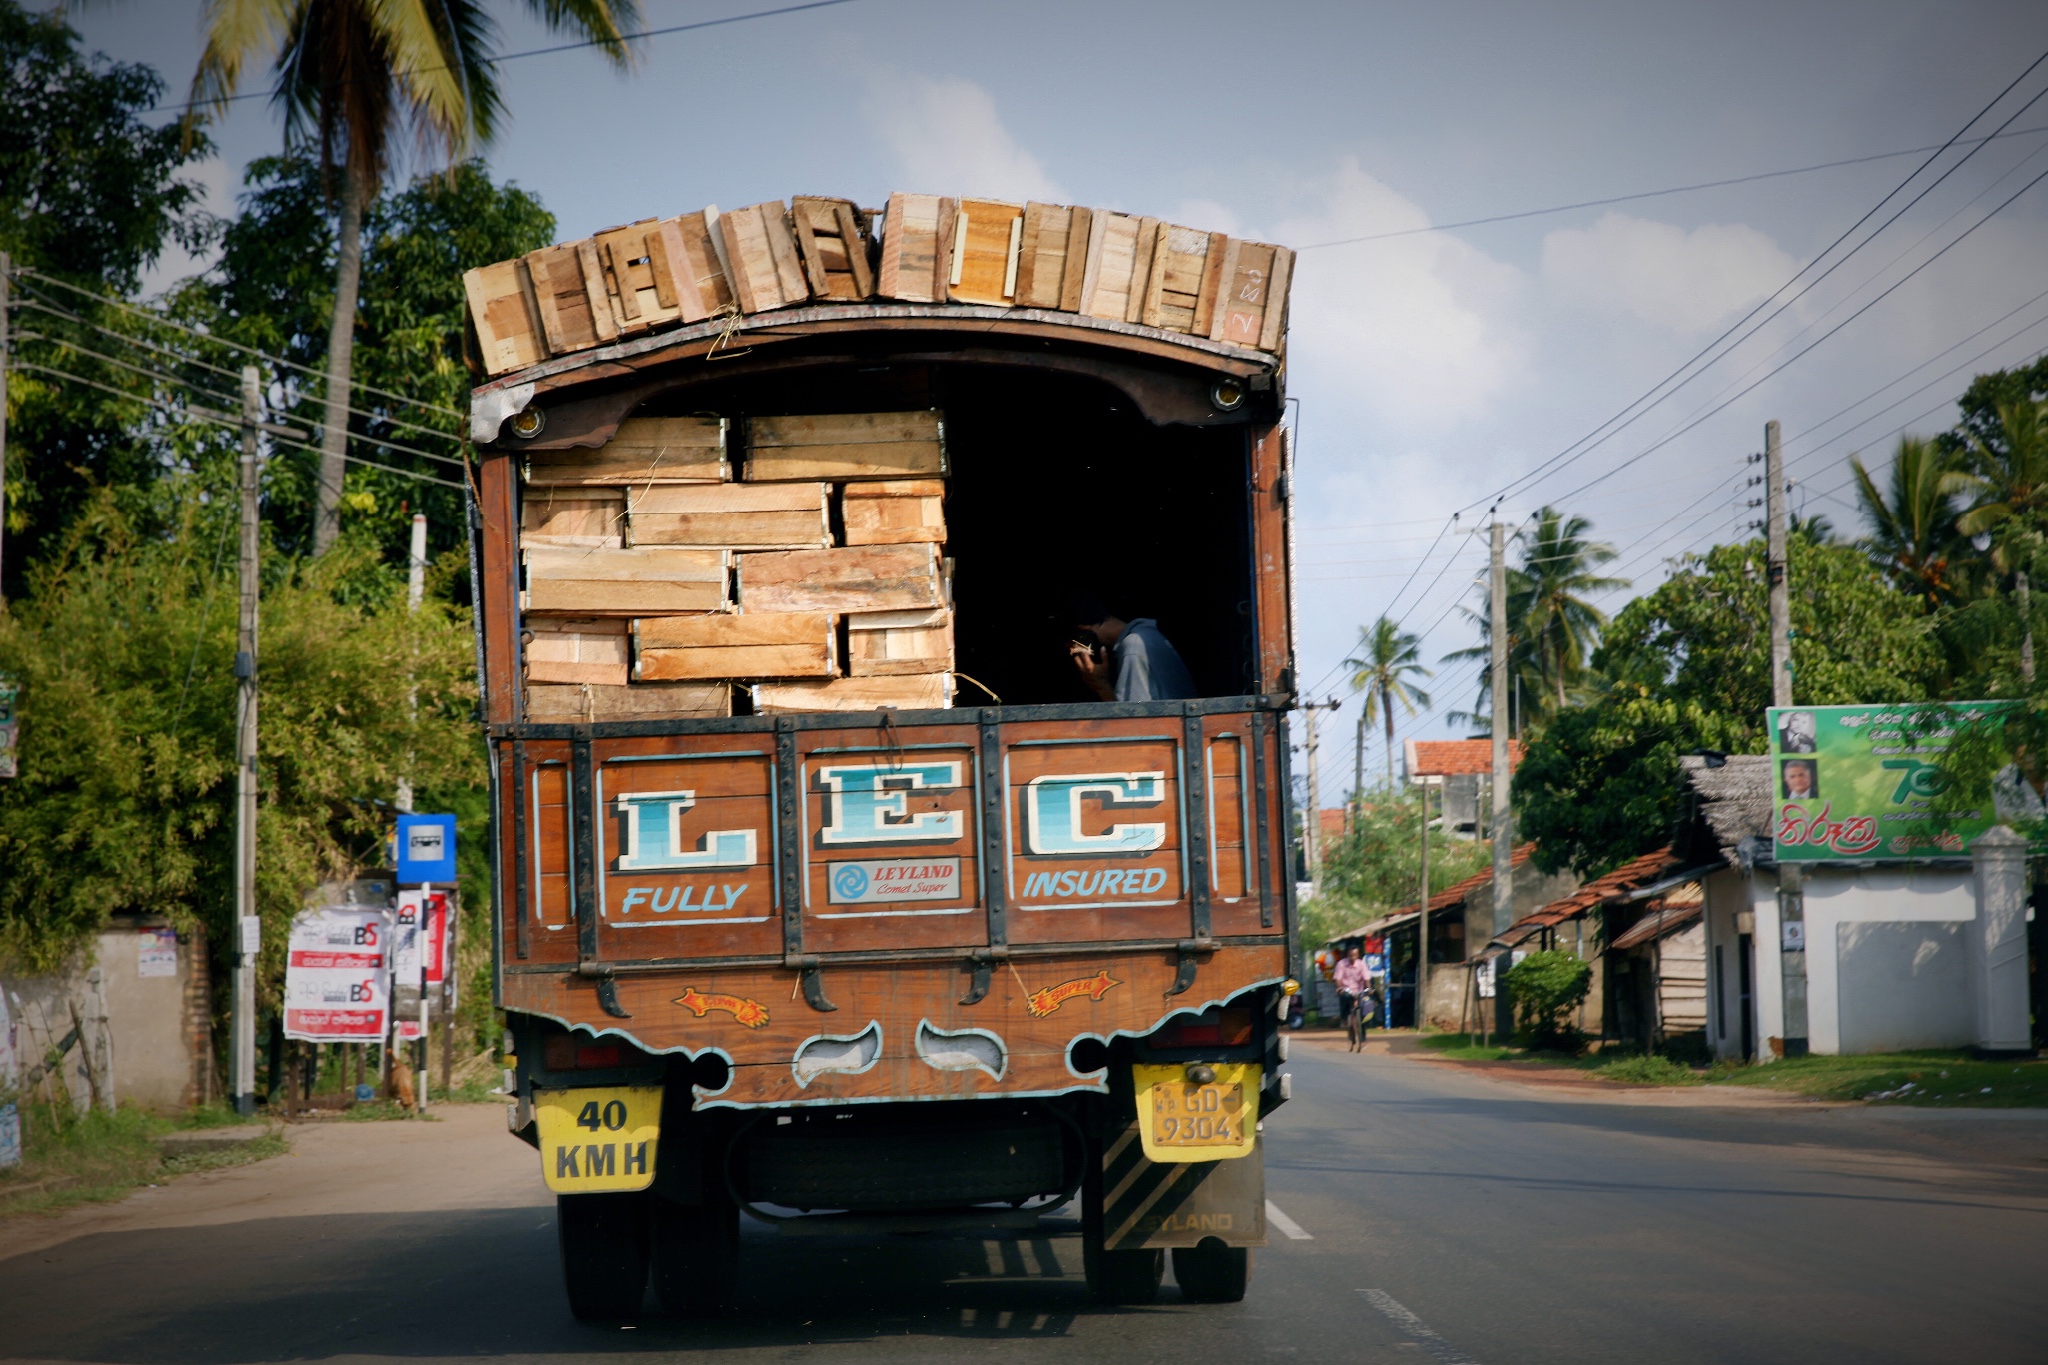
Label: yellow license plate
xmin=533 ymin=1085 xmax=662 ymax=1193
xmin=1133 ymin=1063 xmax=1260 ymax=1162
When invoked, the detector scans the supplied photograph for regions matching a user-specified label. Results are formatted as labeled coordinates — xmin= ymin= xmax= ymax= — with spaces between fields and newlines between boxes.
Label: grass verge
xmin=1414 ymin=1033 xmax=2048 ymax=1104
xmin=0 ymin=1103 xmax=288 ymax=1219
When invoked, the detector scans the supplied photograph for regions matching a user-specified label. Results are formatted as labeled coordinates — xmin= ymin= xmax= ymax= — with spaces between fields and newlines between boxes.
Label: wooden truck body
xmin=465 ymin=193 xmax=1301 ymax=1317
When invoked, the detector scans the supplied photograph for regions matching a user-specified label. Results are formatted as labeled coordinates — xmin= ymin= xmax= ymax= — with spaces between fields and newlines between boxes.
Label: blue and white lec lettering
xmin=817 ymin=763 xmax=963 ymax=845
xmin=1025 ymin=772 xmax=1166 ymax=855
xmin=614 ymin=789 xmax=756 ymax=871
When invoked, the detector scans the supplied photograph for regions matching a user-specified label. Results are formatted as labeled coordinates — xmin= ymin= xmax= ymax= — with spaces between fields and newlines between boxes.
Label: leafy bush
xmin=1504 ymin=950 xmax=1592 ymax=1051
xmin=1593 ymin=1053 xmax=1700 ymax=1086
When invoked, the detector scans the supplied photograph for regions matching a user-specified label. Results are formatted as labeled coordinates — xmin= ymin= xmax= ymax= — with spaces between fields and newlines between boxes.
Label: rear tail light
xmin=1160 ymin=1008 xmax=1253 ymax=1049
xmin=542 ymin=1036 xmax=631 ymax=1071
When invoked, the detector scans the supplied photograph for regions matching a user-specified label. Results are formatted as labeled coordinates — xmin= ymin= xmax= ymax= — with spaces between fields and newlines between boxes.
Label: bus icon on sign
xmin=407 ymin=826 xmax=445 ymax=860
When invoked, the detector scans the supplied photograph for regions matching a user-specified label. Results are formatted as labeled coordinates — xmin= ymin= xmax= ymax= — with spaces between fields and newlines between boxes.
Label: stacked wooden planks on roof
xmin=465 ymin=193 xmax=1291 ymax=377
xmin=515 ymin=410 xmax=957 ymax=719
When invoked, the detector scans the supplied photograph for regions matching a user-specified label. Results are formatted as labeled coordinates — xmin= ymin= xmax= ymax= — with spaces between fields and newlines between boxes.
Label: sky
xmin=50 ymin=0 xmax=2048 ymax=809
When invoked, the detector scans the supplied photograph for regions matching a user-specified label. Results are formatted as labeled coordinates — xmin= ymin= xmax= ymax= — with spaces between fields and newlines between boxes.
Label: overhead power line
xmin=144 ymin=0 xmax=866 ymax=116
xmin=1296 ymin=122 xmax=2048 ymax=250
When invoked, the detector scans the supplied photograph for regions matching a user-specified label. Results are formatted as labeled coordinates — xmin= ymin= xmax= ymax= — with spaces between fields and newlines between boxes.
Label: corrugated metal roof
xmin=1328 ymin=842 xmax=1538 ymax=946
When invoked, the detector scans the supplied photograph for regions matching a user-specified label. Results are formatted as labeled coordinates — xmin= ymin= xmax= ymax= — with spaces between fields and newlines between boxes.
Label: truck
xmin=461 ymin=194 xmax=1301 ymax=1317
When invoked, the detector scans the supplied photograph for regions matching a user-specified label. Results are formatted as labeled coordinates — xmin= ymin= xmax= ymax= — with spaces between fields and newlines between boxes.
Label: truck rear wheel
xmin=1172 ymin=1239 xmax=1250 ymax=1302
xmin=649 ymin=1194 xmax=739 ymax=1317
xmin=556 ymin=1192 xmax=649 ymax=1320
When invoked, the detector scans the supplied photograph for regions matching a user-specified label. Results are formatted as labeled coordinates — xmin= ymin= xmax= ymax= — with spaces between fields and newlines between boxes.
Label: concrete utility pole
xmin=1296 ymin=696 xmax=1344 ymax=892
xmin=394 ymin=512 xmax=426 ymax=815
xmin=1489 ymin=518 xmax=1514 ymax=1036
xmin=231 ymin=366 xmax=262 ymax=1114
xmin=1416 ymin=774 xmax=1433 ymax=1031
xmin=1351 ymin=710 xmax=1366 ymax=830
xmin=1765 ymin=418 xmax=1807 ymax=1059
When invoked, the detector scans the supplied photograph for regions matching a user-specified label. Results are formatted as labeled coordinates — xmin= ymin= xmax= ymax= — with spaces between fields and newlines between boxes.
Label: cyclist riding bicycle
xmin=1333 ymin=946 xmax=1373 ymax=1052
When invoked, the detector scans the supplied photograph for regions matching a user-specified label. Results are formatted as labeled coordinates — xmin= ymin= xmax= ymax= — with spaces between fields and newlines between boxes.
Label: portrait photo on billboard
xmin=1780 ymin=758 xmax=1819 ymax=801
xmin=1777 ymin=710 xmax=1817 ymax=754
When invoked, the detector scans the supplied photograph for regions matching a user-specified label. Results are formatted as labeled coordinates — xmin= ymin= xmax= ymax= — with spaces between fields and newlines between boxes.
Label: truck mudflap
xmin=534 ymin=1085 xmax=662 ymax=1194
xmin=1100 ymin=1124 xmax=1266 ymax=1250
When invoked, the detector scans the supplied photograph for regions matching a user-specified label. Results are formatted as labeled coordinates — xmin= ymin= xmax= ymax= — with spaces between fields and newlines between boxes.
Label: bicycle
xmin=1340 ymin=990 xmax=1368 ymax=1051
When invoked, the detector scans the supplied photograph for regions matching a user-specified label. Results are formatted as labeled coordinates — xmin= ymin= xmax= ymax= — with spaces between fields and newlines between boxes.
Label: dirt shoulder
xmin=0 ymin=1102 xmax=546 ymax=1265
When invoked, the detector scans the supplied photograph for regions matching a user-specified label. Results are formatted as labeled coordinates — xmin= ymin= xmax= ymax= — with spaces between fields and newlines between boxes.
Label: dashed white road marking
xmin=1264 ymin=1199 xmax=1313 ymax=1240
xmin=1360 ymin=1289 xmax=1480 ymax=1364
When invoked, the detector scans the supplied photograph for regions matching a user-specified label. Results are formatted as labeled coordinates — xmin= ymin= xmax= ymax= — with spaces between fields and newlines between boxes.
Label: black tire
xmin=1172 ymin=1238 xmax=1250 ymax=1303
xmin=649 ymin=1193 xmax=740 ymax=1317
xmin=556 ymin=1192 xmax=649 ymax=1321
xmin=1087 ymin=1243 xmax=1165 ymax=1304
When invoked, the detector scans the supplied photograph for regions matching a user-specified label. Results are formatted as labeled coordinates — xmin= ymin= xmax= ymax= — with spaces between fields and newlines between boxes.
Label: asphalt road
xmin=5 ymin=1036 xmax=2047 ymax=1364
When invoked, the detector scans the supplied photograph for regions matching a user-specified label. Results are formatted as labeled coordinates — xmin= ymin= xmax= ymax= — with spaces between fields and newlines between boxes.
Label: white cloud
xmin=863 ymin=74 xmax=1063 ymax=202
xmin=1540 ymin=211 xmax=1795 ymax=333
xmin=1260 ymin=158 xmax=1529 ymax=439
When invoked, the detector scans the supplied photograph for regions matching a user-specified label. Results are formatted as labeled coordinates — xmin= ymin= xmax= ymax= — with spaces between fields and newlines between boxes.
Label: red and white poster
xmin=393 ymin=890 xmax=450 ymax=1041
xmin=283 ymin=907 xmax=390 ymax=1042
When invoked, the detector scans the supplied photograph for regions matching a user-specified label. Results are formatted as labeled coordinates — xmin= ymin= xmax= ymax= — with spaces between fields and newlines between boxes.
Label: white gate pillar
xmin=1970 ymin=826 xmax=2032 ymax=1054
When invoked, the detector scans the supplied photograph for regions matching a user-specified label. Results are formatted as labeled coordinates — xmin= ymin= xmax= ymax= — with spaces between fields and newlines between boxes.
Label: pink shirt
xmin=1333 ymin=956 xmax=1372 ymax=994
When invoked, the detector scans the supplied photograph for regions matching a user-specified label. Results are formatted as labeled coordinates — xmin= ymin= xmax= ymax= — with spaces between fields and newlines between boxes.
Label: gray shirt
xmin=1114 ymin=618 xmax=1198 ymax=702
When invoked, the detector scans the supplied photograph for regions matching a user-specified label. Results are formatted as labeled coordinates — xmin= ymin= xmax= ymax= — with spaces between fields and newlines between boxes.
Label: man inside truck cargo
xmin=1068 ymin=596 xmax=1198 ymax=702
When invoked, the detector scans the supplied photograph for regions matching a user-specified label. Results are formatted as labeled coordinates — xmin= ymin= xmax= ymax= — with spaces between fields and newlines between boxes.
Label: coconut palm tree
xmin=187 ymin=0 xmax=639 ymax=553
xmin=1446 ymin=507 xmax=1626 ymax=729
xmin=1344 ymin=615 xmax=1432 ymax=792
xmin=1941 ymin=397 xmax=2048 ymax=680
xmin=1850 ymin=434 xmax=1964 ymax=608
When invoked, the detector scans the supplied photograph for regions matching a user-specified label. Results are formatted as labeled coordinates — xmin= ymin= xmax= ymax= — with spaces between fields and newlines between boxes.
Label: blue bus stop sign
xmin=395 ymin=813 xmax=458 ymax=885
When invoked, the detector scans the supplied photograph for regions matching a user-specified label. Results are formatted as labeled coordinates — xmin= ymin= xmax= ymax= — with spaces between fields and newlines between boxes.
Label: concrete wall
xmin=1707 ymin=864 xmax=1976 ymax=1059
xmin=1701 ymin=868 xmax=1758 ymax=1061
xmin=0 ymin=922 xmax=209 ymax=1116
xmin=1805 ymin=867 xmax=1975 ymax=1056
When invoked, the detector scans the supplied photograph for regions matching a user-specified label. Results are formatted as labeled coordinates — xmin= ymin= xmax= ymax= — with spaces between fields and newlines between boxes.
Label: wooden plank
xmin=1258 ymin=246 xmax=1295 ymax=353
xmin=878 ymin=193 xmax=944 ymax=303
xmin=847 ymin=607 xmax=953 ymax=676
xmin=520 ymin=487 xmax=623 ymax=547
xmin=522 ymin=547 xmax=729 ymax=615
xmin=1191 ymin=231 xmax=1228 ymax=338
xmin=525 ymin=616 xmax=630 ymax=686
xmin=1141 ymin=224 xmax=1221 ymax=333
xmin=842 ymin=478 xmax=944 ymax=497
xmin=574 ymin=239 xmax=620 ymax=343
xmin=524 ymin=416 xmax=729 ymax=486
xmin=525 ymin=243 xmax=608 ymax=354
xmin=662 ymin=209 xmax=736 ymax=323
xmin=463 ymin=259 xmax=544 ymax=376
xmin=1059 ymin=206 xmax=1092 ymax=312
xmin=736 ymin=543 xmax=940 ymax=613
xmin=744 ymin=411 xmax=945 ymax=482
xmin=479 ymin=454 xmax=520 ymax=726
xmin=626 ymin=481 xmax=831 ymax=549
xmin=719 ymin=202 xmax=808 ymax=314
xmin=1079 ymin=212 xmax=1159 ymax=323
xmin=1014 ymin=202 xmax=1066 ymax=309
xmin=842 ymin=487 xmax=945 ymax=545
xmin=949 ymin=198 xmax=1023 ymax=306
xmin=634 ymin=611 xmax=836 ymax=680
xmin=525 ymin=681 xmax=731 ymax=722
xmin=750 ymin=673 xmax=951 ymax=714
xmin=595 ymin=219 xmax=682 ymax=335
xmin=1210 ymin=239 xmax=1276 ymax=348
xmin=789 ymin=196 xmax=872 ymax=303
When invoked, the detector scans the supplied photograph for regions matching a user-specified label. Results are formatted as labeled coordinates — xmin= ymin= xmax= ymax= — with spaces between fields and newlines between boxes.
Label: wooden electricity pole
xmin=1765 ymin=419 xmax=1807 ymax=1058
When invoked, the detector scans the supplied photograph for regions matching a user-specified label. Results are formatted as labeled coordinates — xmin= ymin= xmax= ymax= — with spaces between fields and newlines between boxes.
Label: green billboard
xmin=1766 ymin=702 xmax=2035 ymax=860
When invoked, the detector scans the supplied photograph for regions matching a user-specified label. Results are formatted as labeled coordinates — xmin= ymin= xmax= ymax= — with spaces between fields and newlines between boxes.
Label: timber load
xmin=462 ymin=193 xmax=1295 ymax=378
xmin=467 ymin=191 xmax=1296 ymax=723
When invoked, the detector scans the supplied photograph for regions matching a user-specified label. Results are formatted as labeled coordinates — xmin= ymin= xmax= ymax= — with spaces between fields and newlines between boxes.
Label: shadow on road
xmin=2 ymin=1207 xmax=1215 ymax=1361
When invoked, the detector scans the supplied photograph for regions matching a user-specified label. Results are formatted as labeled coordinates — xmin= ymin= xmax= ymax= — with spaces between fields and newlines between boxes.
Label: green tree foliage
xmin=0 ymin=491 xmax=482 ymax=980
xmin=186 ymin=0 xmax=638 ymax=552
xmin=1850 ymin=435 xmax=1966 ymax=608
xmin=1300 ymin=793 xmax=1492 ymax=947
xmin=170 ymin=155 xmax=555 ymax=560
xmin=0 ymin=0 xmax=217 ymax=593
xmin=1518 ymin=532 xmax=1942 ymax=874
xmin=1504 ymin=949 xmax=1592 ymax=1050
